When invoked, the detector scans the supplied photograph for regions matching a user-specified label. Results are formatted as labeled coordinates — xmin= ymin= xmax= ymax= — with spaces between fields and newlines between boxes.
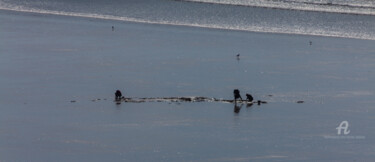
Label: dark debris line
xmin=70 ymin=97 xmax=305 ymax=104
xmin=115 ymin=96 xmax=266 ymax=104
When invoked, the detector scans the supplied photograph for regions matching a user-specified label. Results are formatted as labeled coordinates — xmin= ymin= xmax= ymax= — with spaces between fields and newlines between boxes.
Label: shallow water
xmin=1 ymin=10 xmax=375 ymax=161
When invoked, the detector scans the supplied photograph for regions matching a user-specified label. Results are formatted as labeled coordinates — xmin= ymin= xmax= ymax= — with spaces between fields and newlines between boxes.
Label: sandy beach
xmin=1 ymin=9 xmax=375 ymax=161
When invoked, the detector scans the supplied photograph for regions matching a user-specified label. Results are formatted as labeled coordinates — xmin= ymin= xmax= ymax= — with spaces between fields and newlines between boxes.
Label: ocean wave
xmin=179 ymin=0 xmax=375 ymax=15
xmin=0 ymin=1 xmax=374 ymax=40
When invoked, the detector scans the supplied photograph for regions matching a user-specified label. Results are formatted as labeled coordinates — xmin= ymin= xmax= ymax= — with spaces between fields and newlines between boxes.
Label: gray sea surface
xmin=1 ymin=10 xmax=375 ymax=161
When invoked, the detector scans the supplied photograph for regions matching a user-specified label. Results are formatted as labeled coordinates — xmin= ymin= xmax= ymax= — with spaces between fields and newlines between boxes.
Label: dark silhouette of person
xmin=233 ymin=89 xmax=242 ymax=103
xmin=112 ymin=26 xmax=114 ymax=31
xmin=246 ymin=93 xmax=253 ymax=102
xmin=115 ymin=90 xmax=122 ymax=100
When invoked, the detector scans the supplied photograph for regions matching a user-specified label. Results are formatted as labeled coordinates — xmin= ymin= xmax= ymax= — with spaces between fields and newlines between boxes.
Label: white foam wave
xmin=181 ymin=0 xmax=375 ymax=16
xmin=0 ymin=2 xmax=374 ymax=40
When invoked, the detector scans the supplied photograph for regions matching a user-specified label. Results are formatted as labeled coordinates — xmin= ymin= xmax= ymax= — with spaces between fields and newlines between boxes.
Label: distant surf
xmin=179 ymin=0 xmax=375 ymax=15
xmin=1 ymin=0 xmax=375 ymax=40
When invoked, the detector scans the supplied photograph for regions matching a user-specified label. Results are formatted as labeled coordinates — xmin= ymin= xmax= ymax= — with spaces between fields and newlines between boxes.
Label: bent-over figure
xmin=246 ymin=93 xmax=253 ymax=102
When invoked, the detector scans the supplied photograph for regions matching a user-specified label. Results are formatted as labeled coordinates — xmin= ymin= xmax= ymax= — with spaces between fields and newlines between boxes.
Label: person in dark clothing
xmin=233 ymin=89 xmax=242 ymax=103
xmin=246 ymin=93 xmax=253 ymax=102
xmin=115 ymin=90 xmax=122 ymax=100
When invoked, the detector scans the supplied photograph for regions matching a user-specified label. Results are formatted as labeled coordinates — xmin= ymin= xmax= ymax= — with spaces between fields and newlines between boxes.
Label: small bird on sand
xmin=236 ymin=53 xmax=240 ymax=61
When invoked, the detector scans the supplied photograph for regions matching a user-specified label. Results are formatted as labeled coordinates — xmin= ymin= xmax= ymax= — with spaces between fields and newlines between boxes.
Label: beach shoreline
xmin=2 ymin=8 xmax=375 ymax=41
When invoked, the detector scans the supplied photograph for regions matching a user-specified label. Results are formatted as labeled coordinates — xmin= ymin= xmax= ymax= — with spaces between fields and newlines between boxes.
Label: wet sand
xmin=1 ymin=10 xmax=375 ymax=161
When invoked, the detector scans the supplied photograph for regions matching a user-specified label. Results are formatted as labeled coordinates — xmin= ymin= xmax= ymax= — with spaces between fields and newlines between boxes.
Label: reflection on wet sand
xmin=234 ymin=103 xmax=243 ymax=114
xmin=234 ymin=102 xmax=256 ymax=114
xmin=246 ymin=103 xmax=253 ymax=108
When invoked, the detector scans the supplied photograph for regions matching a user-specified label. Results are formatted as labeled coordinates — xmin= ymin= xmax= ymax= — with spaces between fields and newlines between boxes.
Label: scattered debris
xmin=116 ymin=97 xmax=264 ymax=105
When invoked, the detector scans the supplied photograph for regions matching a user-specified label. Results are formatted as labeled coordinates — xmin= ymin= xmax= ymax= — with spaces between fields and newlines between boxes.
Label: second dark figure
xmin=246 ymin=93 xmax=253 ymax=102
